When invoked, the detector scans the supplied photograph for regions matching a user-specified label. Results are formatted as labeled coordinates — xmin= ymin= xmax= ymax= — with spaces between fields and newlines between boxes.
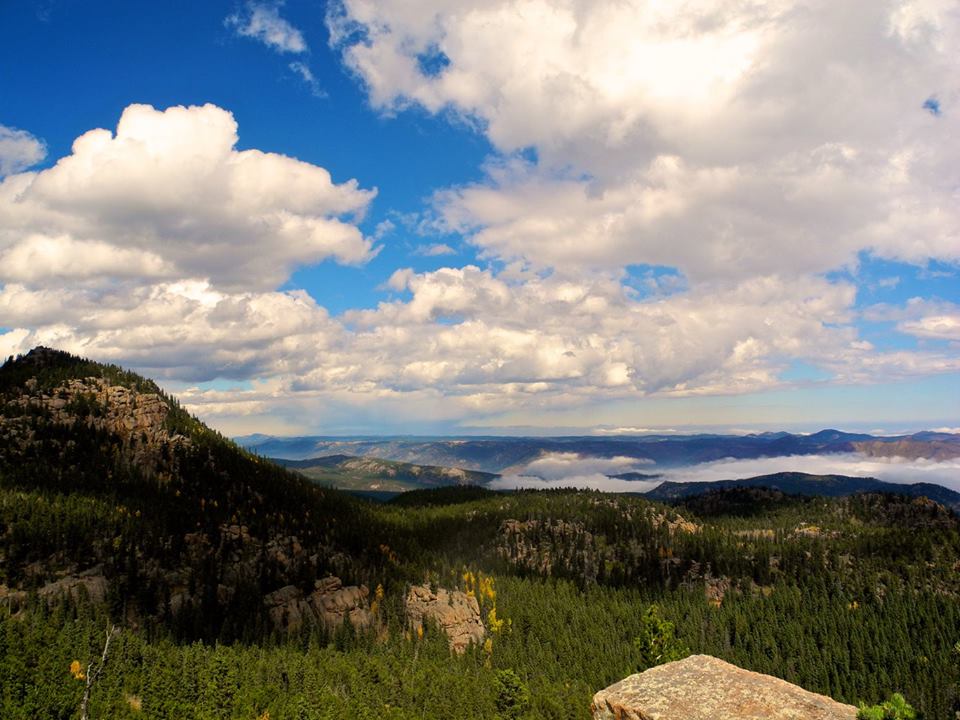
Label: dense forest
xmin=1 ymin=349 xmax=959 ymax=718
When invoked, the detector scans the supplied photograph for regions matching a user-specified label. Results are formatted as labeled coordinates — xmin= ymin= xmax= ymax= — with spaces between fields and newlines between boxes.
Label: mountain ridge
xmin=239 ymin=429 xmax=960 ymax=470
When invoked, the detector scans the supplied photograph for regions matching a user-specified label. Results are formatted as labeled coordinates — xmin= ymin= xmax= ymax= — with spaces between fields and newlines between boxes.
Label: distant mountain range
xmin=238 ymin=429 xmax=960 ymax=472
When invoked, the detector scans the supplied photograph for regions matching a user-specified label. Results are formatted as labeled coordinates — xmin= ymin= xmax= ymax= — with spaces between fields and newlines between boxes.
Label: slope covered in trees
xmin=1 ymin=349 xmax=958 ymax=718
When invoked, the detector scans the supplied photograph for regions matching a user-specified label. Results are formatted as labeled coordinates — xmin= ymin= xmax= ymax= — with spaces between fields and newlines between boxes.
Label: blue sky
xmin=0 ymin=0 xmax=957 ymax=435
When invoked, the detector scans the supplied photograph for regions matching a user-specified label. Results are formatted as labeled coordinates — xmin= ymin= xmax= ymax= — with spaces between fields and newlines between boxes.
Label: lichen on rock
xmin=591 ymin=655 xmax=857 ymax=720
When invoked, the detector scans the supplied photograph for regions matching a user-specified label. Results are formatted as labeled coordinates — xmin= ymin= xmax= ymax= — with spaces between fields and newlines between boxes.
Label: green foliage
xmin=857 ymin=693 xmax=917 ymax=720
xmin=494 ymin=669 xmax=530 ymax=719
xmin=633 ymin=605 xmax=688 ymax=670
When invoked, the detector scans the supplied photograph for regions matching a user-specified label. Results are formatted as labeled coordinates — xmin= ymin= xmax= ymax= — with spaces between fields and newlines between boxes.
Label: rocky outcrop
xmin=264 ymin=576 xmax=372 ymax=633
xmin=591 ymin=655 xmax=857 ymax=720
xmin=1 ymin=567 xmax=108 ymax=612
xmin=1 ymin=376 xmax=188 ymax=469
xmin=404 ymin=584 xmax=485 ymax=653
xmin=498 ymin=518 xmax=603 ymax=579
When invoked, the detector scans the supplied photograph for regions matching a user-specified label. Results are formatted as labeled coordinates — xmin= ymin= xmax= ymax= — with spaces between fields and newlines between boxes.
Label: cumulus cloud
xmin=227 ymin=1 xmax=307 ymax=54
xmin=0 ymin=103 xmax=375 ymax=290
xmin=0 ymin=125 xmax=46 ymax=176
xmin=330 ymin=0 xmax=960 ymax=277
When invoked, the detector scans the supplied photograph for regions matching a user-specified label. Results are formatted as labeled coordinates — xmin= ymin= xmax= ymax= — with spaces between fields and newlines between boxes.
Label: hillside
xmin=274 ymin=454 xmax=499 ymax=492
xmin=0 ymin=347 xmax=381 ymax=639
xmin=644 ymin=472 xmax=960 ymax=512
xmin=1 ymin=348 xmax=959 ymax=718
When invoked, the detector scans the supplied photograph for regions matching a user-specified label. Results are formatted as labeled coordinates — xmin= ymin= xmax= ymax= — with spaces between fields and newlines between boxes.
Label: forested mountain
xmin=1 ymin=348 xmax=959 ymax=719
xmin=274 ymin=455 xmax=498 ymax=492
xmin=644 ymin=472 xmax=960 ymax=512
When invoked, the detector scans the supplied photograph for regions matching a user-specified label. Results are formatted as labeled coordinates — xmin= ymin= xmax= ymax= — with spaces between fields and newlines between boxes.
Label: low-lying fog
xmin=488 ymin=452 xmax=960 ymax=493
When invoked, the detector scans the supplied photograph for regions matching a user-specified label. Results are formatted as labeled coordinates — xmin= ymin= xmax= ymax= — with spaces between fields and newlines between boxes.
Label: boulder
xmin=591 ymin=655 xmax=857 ymax=720
xmin=404 ymin=584 xmax=485 ymax=653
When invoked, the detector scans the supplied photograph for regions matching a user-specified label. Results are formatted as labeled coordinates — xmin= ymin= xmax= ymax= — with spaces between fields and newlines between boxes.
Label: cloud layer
xmin=491 ymin=452 xmax=960 ymax=493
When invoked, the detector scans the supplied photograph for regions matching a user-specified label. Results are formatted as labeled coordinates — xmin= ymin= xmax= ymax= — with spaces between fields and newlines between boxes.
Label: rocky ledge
xmin=592 ymin=655 xmax=857 ymax=720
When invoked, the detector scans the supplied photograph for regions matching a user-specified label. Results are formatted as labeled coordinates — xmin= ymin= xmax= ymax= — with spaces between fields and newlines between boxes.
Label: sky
xmin=0 ymin=0 xmax=958 ymax=437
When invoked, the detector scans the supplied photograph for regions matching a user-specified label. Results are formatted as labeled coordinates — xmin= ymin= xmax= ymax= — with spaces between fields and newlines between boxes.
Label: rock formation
xmin=1 ymin=375 xmax=189 ymax=470
xmin=404 ymin=584 xmax=485 ymax=653
xmin=591 ymin=655 xmax=857 ymax=720
xmin=1 ymin=567 xmax=108 ymax=612
xmin=264 ymin=576 xmax=372 ymax=634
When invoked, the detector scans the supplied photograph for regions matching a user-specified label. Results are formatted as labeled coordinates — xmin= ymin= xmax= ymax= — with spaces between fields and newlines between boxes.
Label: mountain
xmin=239 ymin=429 xmax=960 ymax=471
xmin=273 ymin=454 xmax=499 ymax=492
xmin=644 ymin=471 xmax=960 ymax=512
xmin=0 ymin=347 xmax=380 ymax=639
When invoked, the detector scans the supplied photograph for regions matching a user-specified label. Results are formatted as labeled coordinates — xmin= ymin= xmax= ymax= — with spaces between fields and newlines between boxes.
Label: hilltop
xmin=275 ymin=454 xmax=498 ymax=492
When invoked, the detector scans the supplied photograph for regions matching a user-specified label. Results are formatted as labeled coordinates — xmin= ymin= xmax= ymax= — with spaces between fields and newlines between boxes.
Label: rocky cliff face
xmin=404 ymin=584 xmax=486 ymax=653
xmin=0 ymin=374 xmax=188 ymax=472
xmin=264 ymin=576 xmax=373 ymax=634
xmin=496 ymin=506 xmax=699 ymax=584
xmin=592 ymin=655 xmax=857 ymax=720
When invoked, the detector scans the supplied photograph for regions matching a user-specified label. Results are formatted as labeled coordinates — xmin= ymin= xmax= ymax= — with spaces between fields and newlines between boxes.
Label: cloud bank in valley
xmin=491 ymin=452 xmax=960 ymax=493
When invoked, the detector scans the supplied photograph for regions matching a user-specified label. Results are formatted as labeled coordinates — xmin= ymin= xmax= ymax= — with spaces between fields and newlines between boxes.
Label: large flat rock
xmin=592 ymin=655 xmax=857 ymax=720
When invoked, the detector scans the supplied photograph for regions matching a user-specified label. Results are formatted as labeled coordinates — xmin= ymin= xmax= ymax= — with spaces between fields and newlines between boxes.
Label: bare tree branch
xmin=79 ymin=624 xmax=119 ymax=720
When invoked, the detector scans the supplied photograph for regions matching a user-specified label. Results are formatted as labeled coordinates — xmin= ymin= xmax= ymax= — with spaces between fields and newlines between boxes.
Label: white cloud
xmin=489 ymin=452 xmax=960 ymax=493
xmin=227 ymin=1 xmax=307 ymax=54
xmin=503 ymin=451 xmax=653 ymax=479
xmin=414 ymin=243 xmax=457 ymax=257
xmin=657 ymin=453 xmax=960 ymax=493
xmin=0 ymin=103 xmax=375 ymax=290
xmin=900 ymin=314 xmax=960 ymax=341
xmin=330 ymin=0 xmax=960 ymax=278
xmin=0 ymin=282 xmax=340 ymax=381
xmin=862 ymin=298 xmax=960 ymax=341
xmin=0 ymin=125 xmax=46 ymax=176
xmin=289 ymin=61 xmax=325 ymax=96
xmin=594 ymin=427 xmax=679 ymax=435
xmin=0 ymin=235 xmax=173 ymax=282
xmin=490 ymin=473 xmax=662 ymax=493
